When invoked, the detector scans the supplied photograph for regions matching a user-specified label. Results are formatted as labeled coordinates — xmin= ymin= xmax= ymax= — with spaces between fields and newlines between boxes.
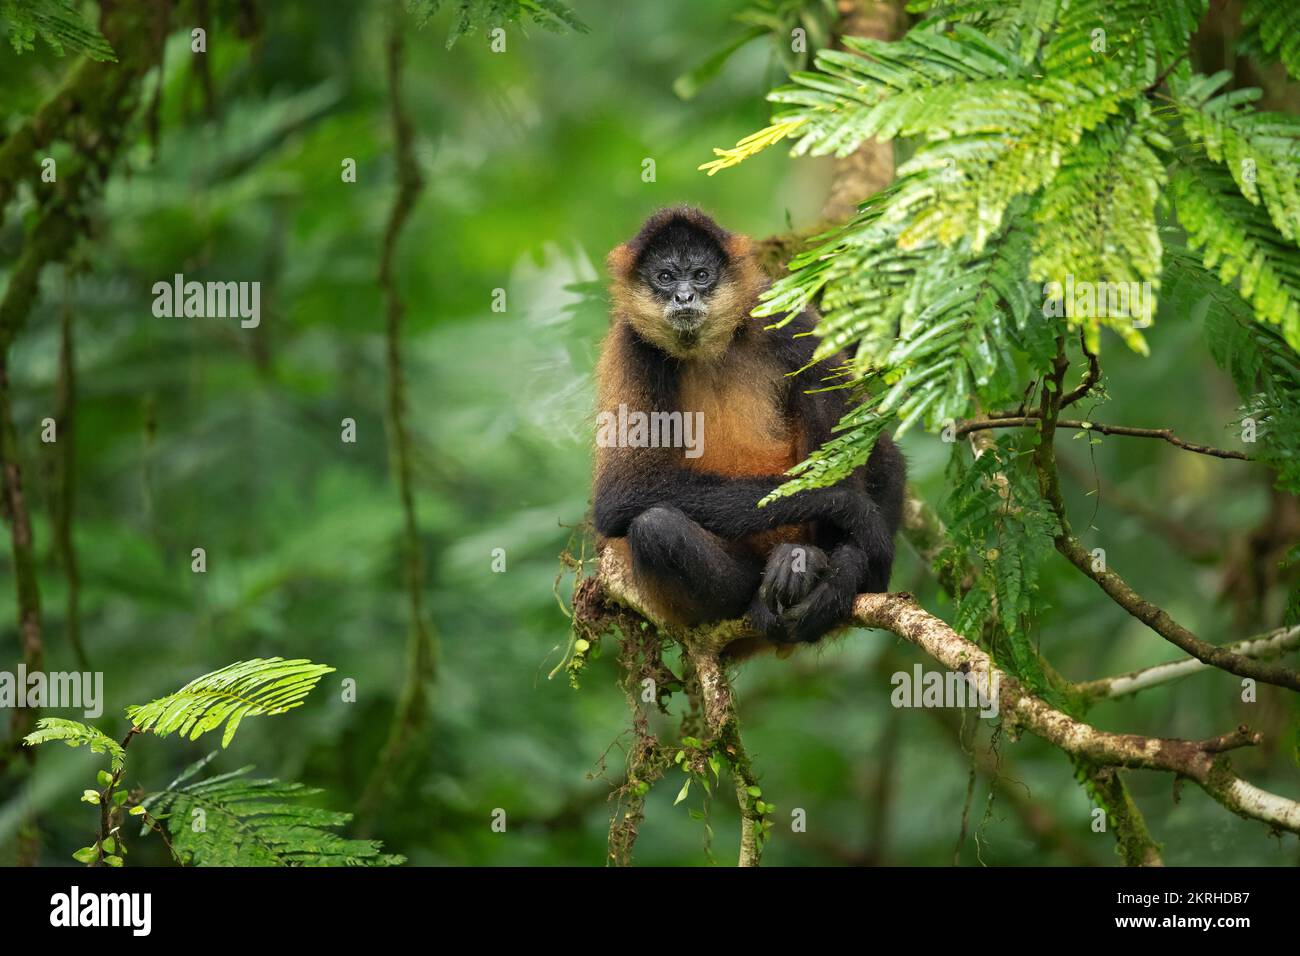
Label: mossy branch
xmin=577 ymin=549 xmax=767 ymax=865
xmin=0 ymin=0 xmax=164 ymax=793
xmin=51 ymin=281 xmax=88 ymax=671
xmin=585 ymin=544 xmax=1300 ymax=855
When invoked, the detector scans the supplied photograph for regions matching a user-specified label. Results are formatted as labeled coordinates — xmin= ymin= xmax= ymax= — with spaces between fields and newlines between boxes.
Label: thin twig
xmin=1079 ymin=625 xmax=1300 ymax=700
xmin=1032 ymin=338 xmax=1300 ymax=692
xmin=960 ymin=416 xmax=1250 ymax=460
xmin=1145 ymin=51 xmax=1190 ymax=95
xmin=989 ymin=332 xmax=1096 ymax=418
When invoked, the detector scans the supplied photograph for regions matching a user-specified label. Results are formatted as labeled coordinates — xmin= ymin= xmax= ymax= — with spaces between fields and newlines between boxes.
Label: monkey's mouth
xmin=668 ymin=308 xmax=706 ymax=344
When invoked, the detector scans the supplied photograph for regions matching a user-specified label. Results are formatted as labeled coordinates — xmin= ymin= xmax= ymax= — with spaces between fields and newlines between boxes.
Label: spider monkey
xmin=592 ymin=206 xmax=906 ymax=657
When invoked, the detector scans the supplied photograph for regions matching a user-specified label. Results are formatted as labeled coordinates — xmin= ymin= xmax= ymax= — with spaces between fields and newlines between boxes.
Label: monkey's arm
xmin=828 ymin=433 xmax=906 ymax=584
xmin=753 ymin=438 xmax=904 ymax=642
xmin=748 ymin=319 xmax=907 ymax=640
xmin=777 ymin=313 xmax=907 ymax=561
xmin=754 ymin=437 xmax=904 ymax=647
xmin=592 ymin=465 xmax=873 ymax=543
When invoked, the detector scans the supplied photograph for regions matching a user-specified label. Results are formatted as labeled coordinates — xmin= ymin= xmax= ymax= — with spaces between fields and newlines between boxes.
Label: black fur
xmin=633 ymin=222 xmax=726 ymax=304
xmin=596 ymin=213 xmax=906 ymax=648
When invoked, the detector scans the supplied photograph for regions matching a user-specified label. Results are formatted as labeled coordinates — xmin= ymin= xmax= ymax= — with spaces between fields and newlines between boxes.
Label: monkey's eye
xmin=693 ymin=269 xmax=710 ymax=282
xmin=656 ymin=270 xmax=673 ymax=284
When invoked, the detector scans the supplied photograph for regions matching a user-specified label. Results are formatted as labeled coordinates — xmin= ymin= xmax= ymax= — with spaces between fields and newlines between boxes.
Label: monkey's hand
xmin=754 ymin=543 xmax=867 ymax=644
xmin=757 ymin=543 xmax=829 ymax=616
xmin=752 ymin=543 xmax=831 ymax=644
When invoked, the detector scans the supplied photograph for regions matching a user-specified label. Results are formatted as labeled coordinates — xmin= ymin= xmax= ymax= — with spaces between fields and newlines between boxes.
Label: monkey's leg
xmin=626 ymin=505 xmax=761 ymax=626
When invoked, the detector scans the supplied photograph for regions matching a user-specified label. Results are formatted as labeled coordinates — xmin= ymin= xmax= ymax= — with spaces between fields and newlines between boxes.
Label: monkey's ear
xmin=725 ymin=234 xmax=753 ymax=261
xmin=606 ymin=243 xmax=635 ymax=279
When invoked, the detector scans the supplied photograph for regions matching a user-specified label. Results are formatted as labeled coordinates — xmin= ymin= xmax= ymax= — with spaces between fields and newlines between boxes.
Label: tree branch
xmin=851 ymin=591 xmax=1300 ymax=833
xmin=1060 ymin=340 xmax=1101 ymax=409
xmin=0 ymin=0 xmax=167 ymax=866
xmin=960 ymin=405 xmax=1165 ymax=863
xmin=357 ymin=8 xmax=436 ymax=828
xmin=1079 ymin=625 xmax=1300 ymax=701
xmin=960 ymin=416 xmax=1251 ymax=461
xmin=987 ymin=332 xmax=1098 ymax=419
xmin=587 ymin=548 xmax=768 ymax=864
xmin=1031 ymin=338 xmax=1300 ymax=693
xmin=588 ymin=546 xmax=1300 ymax=843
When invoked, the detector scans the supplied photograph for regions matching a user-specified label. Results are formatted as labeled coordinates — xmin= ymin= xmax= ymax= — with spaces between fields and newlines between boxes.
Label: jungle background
xmin=0 ymin=0 xmax=1298 ymax=867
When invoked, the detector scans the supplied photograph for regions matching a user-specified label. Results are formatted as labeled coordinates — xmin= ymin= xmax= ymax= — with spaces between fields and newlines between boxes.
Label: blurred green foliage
xmin=0 ymin=0 xmax=1297 ymax=866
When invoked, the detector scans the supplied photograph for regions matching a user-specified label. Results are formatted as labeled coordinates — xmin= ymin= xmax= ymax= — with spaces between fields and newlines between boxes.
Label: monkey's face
xmin=626 ymin=224 xmax=742 ymax=359
xmin=634 ymin=224 xmax=725 ymax=345
xmin=608 ymin=209 xmax=763 ymax=361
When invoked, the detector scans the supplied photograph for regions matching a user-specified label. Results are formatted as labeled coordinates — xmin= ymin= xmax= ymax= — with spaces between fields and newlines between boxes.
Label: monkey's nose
xmin=674 ymin=289 xmax=697 ymax=306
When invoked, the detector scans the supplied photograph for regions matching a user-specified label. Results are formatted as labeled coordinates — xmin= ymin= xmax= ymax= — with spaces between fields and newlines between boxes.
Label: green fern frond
xmin=889 ymin=80 xmax=1130 ymax=253
xmin=1042 ymin=0 xmax=1205 ymax=83
xmin=755 ymin=183 xmax=917 ymax=339
xmin=914 ymin=0 xmax=1205 ymax=81
xmin=938 ymin=436 xmax=1058 ymax=693
xmin=1173 ymin=71 xmax=1300 ymax=245
xmin=142 ymin=759 xmax=403 ymax=867
xmin=763 ymin=387 xmax=891 ymax=503
xmin=908 ymin=0 xmax=1064 ymax=63
xmin=704 ymin=0 xmax=1300 ymax=501
xmin=1171 ymin=159 xmax=1300 ymax=350
xmin=1166 ymin=244 xmax=1300 ymax=492
xmin=23 ymin=718 xmax=125 ymax=771
xmin=127 ymin=658 xmax=335 ymax=748
xmin=1237 ymin=0 xmax=1300 ymax=84
xmin=761 ymin=202 xmax=1048 ymax=431
xmin=530 ymin=0 xmax=587 ymax=34
xmin=762 ymin=217 xmax=1054 ymax=505
xmin=0 ymin=0 xmax=116 ymax=60
xmin=700 ymin=116 xmax=808 ymax=175
xmin=706 ymin=18 xmax=1144 ymax=251
xmin=703 ymin=25 xmax=1027 ymax=173
xmin=771 ymin=27 xmax=1029 ymax=157
xmin=406 ymin=0 xmax=586 ymax=48
xmin=877 ymin=228 xmax=1046 ymax=431
xmin=1031 ymin=112 xmax=1168 ymax=285
xmin=1030 ymin=109 xmax=1168 ymax=351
